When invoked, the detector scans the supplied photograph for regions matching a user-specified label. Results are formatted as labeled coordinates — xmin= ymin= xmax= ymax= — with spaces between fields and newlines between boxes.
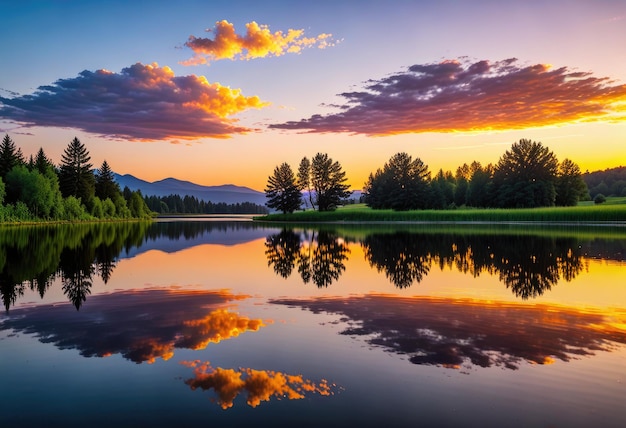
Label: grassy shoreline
xmin=253 ymin=201 xmax=626 ymax=225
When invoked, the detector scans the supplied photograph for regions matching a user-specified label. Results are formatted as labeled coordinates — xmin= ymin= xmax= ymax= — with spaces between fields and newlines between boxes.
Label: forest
xmin=0 ymin=134 xmax=152 ymax=222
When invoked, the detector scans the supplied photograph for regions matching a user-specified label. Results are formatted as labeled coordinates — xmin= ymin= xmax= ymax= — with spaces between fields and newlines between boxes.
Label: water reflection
xmin=1 ymin=222 xmax=625 ymax=311
xmin=0 ymin=288 xmax=265 ymax=363
xmin=268 ymin=228 xmax=595 ymax=298
xmin=265 ymin=229 xmax=350 ymax=287
xmin=272 ymin=295 xmax=626 ymax=370
xmin=182 ymin=360 xmax=334 ymax=409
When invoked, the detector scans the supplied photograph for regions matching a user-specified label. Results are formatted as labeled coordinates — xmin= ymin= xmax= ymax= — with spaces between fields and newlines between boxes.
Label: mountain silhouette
xmin=114 ymin=173 xmax=266 ymax=205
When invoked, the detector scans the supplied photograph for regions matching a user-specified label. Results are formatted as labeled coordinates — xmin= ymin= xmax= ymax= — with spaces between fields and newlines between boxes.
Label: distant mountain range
xmin=113 ymin=173 xmax=267 ymax=206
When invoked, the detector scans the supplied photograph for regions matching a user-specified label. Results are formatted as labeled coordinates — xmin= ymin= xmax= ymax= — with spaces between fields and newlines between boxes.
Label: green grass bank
xmin=254 ymin=198 xmax=626 ymax=224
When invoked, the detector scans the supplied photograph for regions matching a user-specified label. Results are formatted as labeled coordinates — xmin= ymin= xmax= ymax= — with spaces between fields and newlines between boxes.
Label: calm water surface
xmin=1 ymin=219 xmax=625 ymax=427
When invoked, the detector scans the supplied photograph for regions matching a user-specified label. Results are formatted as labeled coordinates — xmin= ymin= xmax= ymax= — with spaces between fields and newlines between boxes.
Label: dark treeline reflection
xmin=0 ymin=221 xmax=269 ymax=311
xmin=265 ymin=229 xmax=351 ymax=287
xmin=0 ymin=222 xmax=151 ymax=311
xmin=266 ymin=228 xmax=625 ymax=299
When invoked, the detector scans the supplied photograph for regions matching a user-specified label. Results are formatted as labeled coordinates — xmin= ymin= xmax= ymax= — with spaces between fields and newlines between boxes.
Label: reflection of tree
xmin=265 ymin=229 xmax=350 ymax=288
xmin=265 ymin=229 xmax=301 ymax=278
xmin=362 ymin=232 xmax=586 ymax=297
xmin=362 ymin=233 xmax=431 ymax=288
xmin=183 ymin=360 xmax=333 ymax=409
xmin=476 ymin=236 xmax=585 ymax=299
xmin=60 ymin=246 xmax=95 ymax=310
xmin=297 ymin=231 xmax=350 ymax=288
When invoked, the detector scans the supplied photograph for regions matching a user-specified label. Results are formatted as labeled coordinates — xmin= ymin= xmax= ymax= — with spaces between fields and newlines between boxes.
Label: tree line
xmin=144 ymin=194 xmax=268 ymax=215
xmin=0 ymin=134 xmax=151 ymax=222
xmin=265 ymin=139 xmax=590 ymax=213
xmin=583 ymin=166 xmax=626 ymax=199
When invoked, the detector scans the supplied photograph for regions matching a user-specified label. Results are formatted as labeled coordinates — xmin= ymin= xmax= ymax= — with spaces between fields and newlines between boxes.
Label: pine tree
xmin=95 ymin=160 xmax=120 ymax=201
xmin=58 ymin=137 xmax=95 ymax=204
xmin=265 ymin=162 xmax=302 ymax=214
xmin=310 ymin=153 xmax=351 ymax=211
xmin=0 ymin=134 xmax=25 ymax=180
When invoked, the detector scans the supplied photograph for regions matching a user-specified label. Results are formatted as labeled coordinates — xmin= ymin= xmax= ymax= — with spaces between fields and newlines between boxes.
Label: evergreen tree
xmin=34 ymin=147 xmax=55 ymax=175
xmin=58 ymin=137 xmax=95 ymax=204
xmin=297 ymin=156 xmax=315 ymax=210
xmin=265 ymin=162 xmax=302 ymax=214
xmin=0 ymin=134 xmax=25 ymax=180
xmin=310 ymin=153 xmax=351 ymax=212
xmin=95 ymin=160 xmax=120 ymax=201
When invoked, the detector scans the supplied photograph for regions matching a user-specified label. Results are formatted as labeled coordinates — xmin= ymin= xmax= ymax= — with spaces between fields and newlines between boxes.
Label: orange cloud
xmin=270 ymin=58 xmax=626 ymax=135
xmin=182 ymin=20 xmax=336 ymax=65
xmin=0 ymin=288 xmax=267 ymax=364
xmin=0 ymin=62 xmax=268 ymax=140
xmin=183 ymin=360 xmax=334 ymax=409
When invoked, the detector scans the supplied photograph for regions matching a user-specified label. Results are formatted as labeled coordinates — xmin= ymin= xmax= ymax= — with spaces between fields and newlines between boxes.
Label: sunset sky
xmin=1 ymin=0 xmax=625 ymax=191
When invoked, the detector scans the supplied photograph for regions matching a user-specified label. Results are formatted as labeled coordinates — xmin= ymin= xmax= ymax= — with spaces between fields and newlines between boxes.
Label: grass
xmin=254 ymin=198 xmax=626 ymax=224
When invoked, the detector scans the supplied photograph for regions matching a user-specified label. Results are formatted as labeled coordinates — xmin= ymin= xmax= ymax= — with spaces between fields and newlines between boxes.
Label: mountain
xmin=114 ymin=173 xmax=267 ymax=205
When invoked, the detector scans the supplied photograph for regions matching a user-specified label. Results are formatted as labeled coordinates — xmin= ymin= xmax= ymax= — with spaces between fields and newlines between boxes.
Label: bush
xmin=594 ymin=193 xmax=607 ymax=204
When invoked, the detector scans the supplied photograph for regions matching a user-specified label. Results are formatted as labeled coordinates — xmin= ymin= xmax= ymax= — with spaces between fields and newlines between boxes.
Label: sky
xmin=1 ymin=0 xmax=625 ymax=191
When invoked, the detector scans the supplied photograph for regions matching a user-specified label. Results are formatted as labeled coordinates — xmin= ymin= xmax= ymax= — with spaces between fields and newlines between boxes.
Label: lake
xmin=1 ymin=219 xmax=625 ymax=427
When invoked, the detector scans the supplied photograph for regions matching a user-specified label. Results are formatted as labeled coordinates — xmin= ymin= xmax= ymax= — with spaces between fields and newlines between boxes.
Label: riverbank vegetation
xmin=255 ymin=199 xmax=626 ymax=223
xmin=0 ymin=134 xmax=152 ymax=223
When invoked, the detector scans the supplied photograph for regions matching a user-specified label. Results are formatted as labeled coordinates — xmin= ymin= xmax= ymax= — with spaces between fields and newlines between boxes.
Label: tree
xmin=363 ymin=152 xmax=430 ymax=210
xmin=58 ymin=137 xmax=95 ymax=204
xmin=310 ymin=153 xmax=351 ymax=211
xmin=492 ymin=139 xmax=559 ymax=208
xmin=0 ymin=134 xmax=25 ymax=180
xmin=33 ymin=147 xmax=54 ymax=175
xmin=95 ymin=160 xmax=121 ymax=201
xmin=555 ymin=159 xmax=588 ymax=206
xmin=466 ymin=162 xmax=493 ymax=207
xmin=297 ymin=157 xmax=314 ymax=210
xmin=5 ymin=166 xmax=57 ymax=218
xmin=265 ymin=162 xmax=302 ymax=214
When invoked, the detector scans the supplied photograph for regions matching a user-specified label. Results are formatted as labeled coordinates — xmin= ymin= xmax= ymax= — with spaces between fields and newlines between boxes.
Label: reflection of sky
xmin=271 ymin=294 xmax=626 ymax=370
xmin=0 ymin=289 xmax=265 ymax=363
xmin=182 ymin=360 xmax=334 ymax=409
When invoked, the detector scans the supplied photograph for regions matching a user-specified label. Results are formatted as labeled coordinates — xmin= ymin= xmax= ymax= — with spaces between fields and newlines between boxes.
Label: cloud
xmin=0 ymin=288 xmax=266 ymax=364
xmin=271 ymin=295 xmax=626 ymax=370
xmin=0 ymin=62 xmax=268 ymax=141
xmin=182 ymin=20 xmax=336 ymax=65
xmin=183 ymin=360 xmax=334 ymax=409
xmin=270 ymin=58 xmax=626 ymax=135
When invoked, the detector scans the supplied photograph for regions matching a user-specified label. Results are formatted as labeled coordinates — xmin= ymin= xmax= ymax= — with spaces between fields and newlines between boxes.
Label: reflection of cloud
xmin=182 ymin=360 xmax=334 ymax=409
xmin=182 ymin=20 xmax=336 ymax=65
xmin=0 ymin=62 xmax=267 ymax=140
xmin=270 ymin=58 xmax=626 ymax=135
xmin=0 ymin=289 xmax=266 ymax=363
xmin=272 ymin=295 xmax=626 ymax=370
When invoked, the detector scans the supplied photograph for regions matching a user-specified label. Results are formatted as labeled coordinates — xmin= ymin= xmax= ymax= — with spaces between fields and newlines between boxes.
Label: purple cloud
xmin=0 ymin=63 xmax=267 ymax=141
xmin=270 ymin=58 xmax=626 ymax=135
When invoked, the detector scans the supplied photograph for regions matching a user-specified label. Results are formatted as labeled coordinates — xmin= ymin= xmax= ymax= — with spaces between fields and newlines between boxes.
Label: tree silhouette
xmin=265 ymin=229 xmax=302 ymax=278
xmin=296 ymin=230 xmax=350 ymax=287
xmin=265 ymin=162 xmax=302 ymax=214
xmin=492 ymin=139 xmax=559 ymax=208
xmin=362 ymin=232 xmax=432 ymax=288
xmin=310 ymin=153 xmax=351 ymax=211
